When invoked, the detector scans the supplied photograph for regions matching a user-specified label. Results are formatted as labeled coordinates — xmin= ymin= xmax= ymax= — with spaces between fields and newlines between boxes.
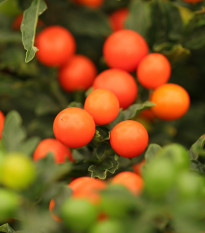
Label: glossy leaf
xmin=21 ymin=0 xmax=47 ymax=63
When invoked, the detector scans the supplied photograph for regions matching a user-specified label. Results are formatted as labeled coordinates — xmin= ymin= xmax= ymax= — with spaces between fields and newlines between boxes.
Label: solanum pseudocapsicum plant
xmin=0 ymin=0 xmax=205 ymax=232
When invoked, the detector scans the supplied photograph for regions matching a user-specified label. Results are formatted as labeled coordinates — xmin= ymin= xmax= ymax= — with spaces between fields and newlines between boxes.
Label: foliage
xmin=0 ymin=0 xmax=205 ymax=232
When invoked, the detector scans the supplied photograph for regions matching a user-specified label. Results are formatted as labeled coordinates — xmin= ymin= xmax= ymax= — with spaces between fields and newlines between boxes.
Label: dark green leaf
xmin=122 ymin=101 xmax=155 ymax=120
xmin=66 ymin=6 xmax=111 ymax=37
xmin=93 ymin=126 xmax=110 ymax=143
xmin=17 ymin=0 xmax=33 ymax=10
xmin=107 ymin=154 xmax=119 ymax=174
xmin=35 ymin=154 xmax=72 ymax=185
xmin=88 ymin=154 xmax=119 ymax=179
xmin=183 ymin=12 xmax=205 ymax=49
xmin=149 ymin=0 xmax=182 ymax=46
xmin=144 ymin=143 xmax=162 ymax=162
xmin=2 ymin=111 xmax=26 ymax=152
xmin=0 ymin=47 xmax=25 ymax=71
xmin=67 ymin=101 xmax=83 ymax=108
xmin=125 ymin=0 xmax=151 ymax=39
xmin=0 ymin=224 xmax=16 ymax=233
xmin=190 ymin=160 xmax=205 ymax=175
xmin=21 ymin=0 xmax=47 ymax=63
xmin=108 ymin=101 xmax=155 ymax=129
xmin=95 ymin=142 xmax=111 ymax=160
xmin=102 ymin=0 xmax=130 ymax=11
xmin=153 ymin=43 xmax=191 ymax=64
xmin=35 ymin=95 xmax=61 ymax=116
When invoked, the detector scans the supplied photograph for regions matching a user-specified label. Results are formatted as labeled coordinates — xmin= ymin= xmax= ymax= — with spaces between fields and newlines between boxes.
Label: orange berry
xmin=103 ymin=29 xmax=149 ymax=72
xmin=58 ymin=55 xmax=97 ymax=92
xmin=84 ymin=89 xmax=120 ymax=125
xmin=112 ymin=171 xmax=143 ymax=195
xmin=36 ymin=26 xmax=76 ymax=67
xmin=110 ymin=120 xmax=149 ymax=158
xmin=137 ymin=53 xmax=171 ymax=89
xmin=109 ymin=8 xmax=129 ymax=31
xmin=0 ymin=111 xmax=5 ymax=139
xmin=93 ymin=69 xmax=138 ymax=109
xmin=151 ymin=83 xmax=190 ymax=121
xmin=33 ymin=138 xmax=73 ymax=163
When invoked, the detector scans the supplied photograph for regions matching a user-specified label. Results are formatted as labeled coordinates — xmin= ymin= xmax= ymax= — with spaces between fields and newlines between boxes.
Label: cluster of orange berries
xmin=49 ymin=169 xmax=144 ymax=223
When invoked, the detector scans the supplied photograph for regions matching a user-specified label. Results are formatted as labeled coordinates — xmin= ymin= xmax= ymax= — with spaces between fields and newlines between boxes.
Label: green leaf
xmin=93 ymin=126 xmax=110 ymax=143
xmin=66 ymin=6 xmax=111 ymax=37
xmin=67 ymin=101 xmax=83 ymax=108
xmin=183 ymin=12 xmax=205 ymax=49
xmin=0 ymin=224 xmax=16 ymax=233
xmin=21 ymin=0 xmax=47 ymax=63
xmin=189 ymin=134 xmax=205 ymax=160
xmin=148 ymin=0 xmax=183 ymax=46
xmin=18 ymin=137 xmax=40 ymax=156
xmin=29 ymin=154 xmax=72 ymax=201
xmin=2 ymin=111 xmax=26 ymax=153
xmin=0 ymin=47 xmax=25 ymax=71
xmin=125 ymin=0 xmax=151 ymax=39
xmin=35 ymin=154 xmax=72 ymax=185
xmin=95 ymin=142 xmax=111 ymax=160
xmin=144 ymin=143 xmax=162 ymax=163
xmin=190 ymin=160 xmax=205 ymax=175
xmin=88 ymin=154 xmax=119 ymax=179
xmin=35 ymin=94 xmax=61 ymax=116
xmin=108 ymin=154 xmax=119 ymax=174
xmin=108 ymin=101 xmax=155 ymax=129
xmin=122 ymin=101 xmax=155 ymax=120
xmin=153 ymin=43 xmax=191 ymax=64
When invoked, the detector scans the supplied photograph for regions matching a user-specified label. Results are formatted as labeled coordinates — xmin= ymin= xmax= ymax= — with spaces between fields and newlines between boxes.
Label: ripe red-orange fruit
xmin=84 ymin=89 xmax=120 ymax=125
xmin=151 ymin=83 xmax=190 ymax=121
xmin=103 ymin=29 xmax=149 ymax=72
xmin=0 ymin=111 xmax=5 ymax=139
xmin=49 ymin=199 xmax=62 ymax=222
xmin=35 ymin=26 xmax=76 ymax=67
xmin=33 ymin=138 xmax=73 ymax=163
xmin=93 ymin=69 xmax=138 ymax=109
xmin=53 ymin=107 xmax=96 ymax=148
xmin=137 ymin=53 xmax=171 ymax=89
xmin=110 ymin=120 xmax=149 ymax=158
xmin=109 ymin=8 xmax=129 ymax=31
xmin=112 ymin=171 xmax=143 ymax=195
xmin=69 ymin=177 xmax=107 ymax=204
xmin=133 ymin=160 xmax=145 ymax=176
xmin=73 ymin=0 xmax=104 ymax=8
xmin=58 ymin=55 xmax=97 ymax=92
